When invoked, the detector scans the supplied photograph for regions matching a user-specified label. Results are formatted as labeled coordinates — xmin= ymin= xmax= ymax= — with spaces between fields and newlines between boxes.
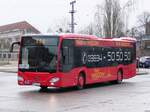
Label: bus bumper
xmin=17 ymin=72 xmax=62 ymax=88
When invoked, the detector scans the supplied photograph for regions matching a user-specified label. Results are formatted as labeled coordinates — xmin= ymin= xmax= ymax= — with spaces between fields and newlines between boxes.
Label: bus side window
xmin=60 ymin=39 xmax=74 ymax=72
xmin=63 ymin=46 xmax=69 ymax=64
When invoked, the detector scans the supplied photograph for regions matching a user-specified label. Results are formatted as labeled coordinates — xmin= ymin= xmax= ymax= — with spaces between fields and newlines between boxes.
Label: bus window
xmin=19 ymin=36 xmax=58 ymax=73
xmin=60 ymin=39 xmax=74 ymax=72
xmin=63 ymin=46 xmax=69 ymax=64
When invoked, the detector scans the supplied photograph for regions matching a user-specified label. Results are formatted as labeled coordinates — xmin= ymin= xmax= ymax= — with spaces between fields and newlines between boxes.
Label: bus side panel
xmin=60 ymin=66 xmax=116 ymax=87
xmin=59 ymin=38 xmax=136 ymax=87
xmin=123 ymin=63 xmax=136 ymax=79
xmin=60 ymin=68 xmax=84 ymax=87
xmin=85 ymin=67 xmax=117 ymax=84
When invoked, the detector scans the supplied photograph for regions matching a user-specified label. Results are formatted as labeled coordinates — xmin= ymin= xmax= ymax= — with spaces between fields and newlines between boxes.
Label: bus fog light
xmin=49 ymin=77 xmax=60 ymax=83
xmin=51 ymin=83 xmax=54 ymax=85
xmin=18 ymin=76 xmax=24 ymax=81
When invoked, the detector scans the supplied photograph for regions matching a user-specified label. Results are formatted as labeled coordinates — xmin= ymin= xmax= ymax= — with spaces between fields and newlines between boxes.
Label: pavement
xmin=0 ymin=62 xmax=149 ymax=75
xmin=1 ymin=70 xmax=150 ymax=112
xmin=136 ymin=68 xmax=149 ymax=75
xmin=0 ymin=61 xmax=18 ymax=73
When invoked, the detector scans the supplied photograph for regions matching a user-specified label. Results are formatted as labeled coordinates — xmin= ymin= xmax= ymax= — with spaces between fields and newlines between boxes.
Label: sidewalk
xmin=136 ymin=68 xmax=149 ymax=75
xmin=0 ymin=61 xmax=18 ymax=73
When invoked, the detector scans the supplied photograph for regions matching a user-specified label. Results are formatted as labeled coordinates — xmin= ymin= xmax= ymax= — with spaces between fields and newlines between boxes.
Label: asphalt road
xmin=0 ymin=72 xmax=150 ymax=112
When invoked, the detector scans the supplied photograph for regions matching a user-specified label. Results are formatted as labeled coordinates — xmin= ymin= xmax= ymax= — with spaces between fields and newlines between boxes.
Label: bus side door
xmin=60 ymin=39 xmax=75 ymax=87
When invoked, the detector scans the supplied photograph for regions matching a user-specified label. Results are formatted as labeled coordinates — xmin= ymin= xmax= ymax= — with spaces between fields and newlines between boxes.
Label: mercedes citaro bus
xmin=11 ymin=34 xmax=136 ymax=90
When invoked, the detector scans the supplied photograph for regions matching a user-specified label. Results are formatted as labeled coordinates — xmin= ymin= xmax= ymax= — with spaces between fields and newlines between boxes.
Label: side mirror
xmin=10 ymin=41 xmax=20 ymax=52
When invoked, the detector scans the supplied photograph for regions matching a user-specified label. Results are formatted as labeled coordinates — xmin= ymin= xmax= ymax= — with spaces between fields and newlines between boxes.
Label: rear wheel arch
xmin=118 ymin=68 xmax=123 ymax=77
xmin=111 ymin=68 xmax=123 ymax=84
xmin=79 ymin=71 xmax=86 ymax=84
xmin=76 ymin=71 xmax=86 ymax=90
xmin=117 ymin=68 xmax=123 ymax=84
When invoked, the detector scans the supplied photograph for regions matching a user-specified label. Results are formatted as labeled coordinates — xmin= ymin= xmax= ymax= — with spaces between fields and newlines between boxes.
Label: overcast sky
xmin=0 ymin=0 xmax=150 ymax=33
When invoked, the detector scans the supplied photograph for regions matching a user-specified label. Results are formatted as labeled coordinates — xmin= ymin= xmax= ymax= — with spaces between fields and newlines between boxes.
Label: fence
xmin=0 ymin=51 xmax=18 ymax=64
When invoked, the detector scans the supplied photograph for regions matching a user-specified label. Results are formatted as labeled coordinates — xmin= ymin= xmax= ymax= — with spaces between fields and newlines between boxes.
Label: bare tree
xmin=137 ymin=12 xmax=150 ymax=35
xmin=95 ymin=0 xmax=134 ymax=38
xmin=102 ymin=0 xmax=125 ymax=37
xmin=94 ymin=5 xmax=103 ymax=37
xmin=47 ymin=27 xmax=53 ymax=33
xmin=78 ymin=23 xmax=94 ymax=35
xmin=47 ymin=17 xmax=70 ymax=33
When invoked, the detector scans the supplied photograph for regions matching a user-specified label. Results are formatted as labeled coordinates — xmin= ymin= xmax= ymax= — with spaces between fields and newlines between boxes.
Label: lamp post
xmin=69 ymin=1 xmax=76 ymax=33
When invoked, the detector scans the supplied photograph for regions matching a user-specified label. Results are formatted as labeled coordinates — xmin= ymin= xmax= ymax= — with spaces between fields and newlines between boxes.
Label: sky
xmin=0 ymin=0 xmax=150 ymax=33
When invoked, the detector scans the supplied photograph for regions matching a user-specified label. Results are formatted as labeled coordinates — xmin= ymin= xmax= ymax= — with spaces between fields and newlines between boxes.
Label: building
xmin=0 ymin=21 xmax=40 ymax=51
xmin=138 ymin=35 xmax=150 ymax=57
xmin=0 ymin=21 xmax=40 ymax=61
xmin=131 ymin=22 xmax=150 ymax=57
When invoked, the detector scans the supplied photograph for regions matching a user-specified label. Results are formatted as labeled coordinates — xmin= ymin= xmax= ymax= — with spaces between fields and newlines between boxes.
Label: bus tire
xmin=77 ymin=73 xmax=85 ymax=90
xmin=40 ymin=86 xmax=48 ymax=91
xmin=111 ymin=70 xmax=123 ymax=84
xmin=116 ymin=70 xmax=123 ymax=84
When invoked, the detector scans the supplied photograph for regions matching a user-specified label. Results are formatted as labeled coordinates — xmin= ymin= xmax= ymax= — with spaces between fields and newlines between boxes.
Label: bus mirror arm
xmin=10 ymin=41 xmax=21 ymax=52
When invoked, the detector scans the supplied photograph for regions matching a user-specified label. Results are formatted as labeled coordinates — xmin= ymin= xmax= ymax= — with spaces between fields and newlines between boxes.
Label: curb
xmin=0 ymin=69 xmax=17 ymax=73
xmin=0 ymin=71 xmax=17 ymax=73
xmin=136 ymin=72 xmax=148 ymax=75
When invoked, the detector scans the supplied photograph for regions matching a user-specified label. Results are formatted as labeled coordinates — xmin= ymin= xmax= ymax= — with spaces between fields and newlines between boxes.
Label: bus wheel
xmin=77 ymin=74 xmax=85 ymax=90
xmin=116 ymin=70 xmax=123 ymax=84
xmin=111 ymin=70 xmax=123 ymax=84
xmin=40 ymin=86 xmax=48 ymax=91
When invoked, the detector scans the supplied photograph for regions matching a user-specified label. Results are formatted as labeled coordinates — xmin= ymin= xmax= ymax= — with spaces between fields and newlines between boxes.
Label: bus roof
xmin=22 ymin=33 xmax=136 ymax=43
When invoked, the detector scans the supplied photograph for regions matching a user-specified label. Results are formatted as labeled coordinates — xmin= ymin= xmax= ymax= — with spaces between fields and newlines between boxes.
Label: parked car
xmin=139 ymin=56 xmax=150 ymax=68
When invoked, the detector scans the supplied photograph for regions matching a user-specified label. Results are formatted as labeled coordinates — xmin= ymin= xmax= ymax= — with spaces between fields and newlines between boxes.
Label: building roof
xmin=0 ymin=21 xmax=40 ymax=33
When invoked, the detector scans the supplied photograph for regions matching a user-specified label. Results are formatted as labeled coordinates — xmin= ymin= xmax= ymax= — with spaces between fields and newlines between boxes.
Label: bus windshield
xmin=19 ymin=36 xmax=58 ymax=73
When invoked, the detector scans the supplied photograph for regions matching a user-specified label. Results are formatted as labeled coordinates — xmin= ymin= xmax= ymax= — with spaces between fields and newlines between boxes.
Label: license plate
xmin=32 ymin=83 xmax=40 ymax=86
xmin=24 ymin=80 xmax=30 ymax=85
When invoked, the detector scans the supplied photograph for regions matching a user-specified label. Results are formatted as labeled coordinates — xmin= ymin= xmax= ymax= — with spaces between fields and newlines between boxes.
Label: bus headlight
xmin=49 ymin=77 xmax=60 ymax=83
xmin=18 ymin=76 xmax=24 ymax=81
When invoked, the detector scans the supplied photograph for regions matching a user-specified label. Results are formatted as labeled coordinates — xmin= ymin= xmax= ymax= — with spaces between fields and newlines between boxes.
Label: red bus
xmin=12 ymin=34 xmax=136 ymax=89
